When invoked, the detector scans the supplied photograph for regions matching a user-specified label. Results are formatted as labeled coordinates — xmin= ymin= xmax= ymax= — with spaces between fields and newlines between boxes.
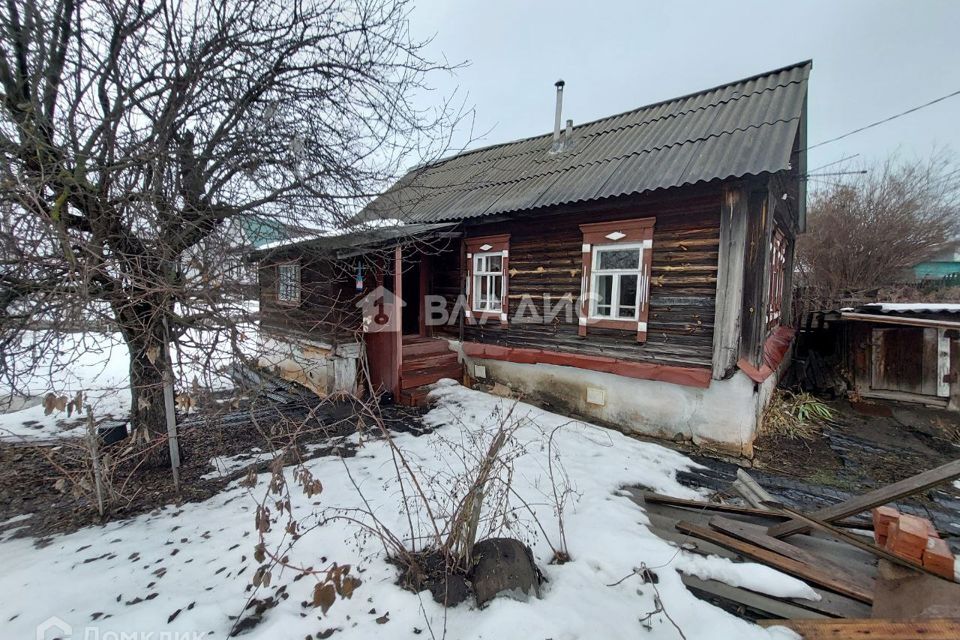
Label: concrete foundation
xmin=258 ymin=334 xmax=360 ymax=397
xmin=454 ymin=340 xmax=779 ymax=457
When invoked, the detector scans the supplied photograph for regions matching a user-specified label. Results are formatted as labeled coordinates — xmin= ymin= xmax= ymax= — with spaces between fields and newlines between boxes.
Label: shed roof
xmin=858 ymin=303 xmax=960 ymax=315
xmin=361 ymin=60 xmax=811 ymax=223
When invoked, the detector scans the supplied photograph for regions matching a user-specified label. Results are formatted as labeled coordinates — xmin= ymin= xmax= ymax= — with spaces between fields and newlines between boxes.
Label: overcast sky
xmin=408 ymin=0 xmax=960 ymax=181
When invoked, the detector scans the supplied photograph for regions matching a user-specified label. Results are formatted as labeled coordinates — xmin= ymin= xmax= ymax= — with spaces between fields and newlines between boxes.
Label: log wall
xmin=458 ymin=186 xmax=723 ymax=369
xmin=258 ymin=253 xmax=360 ymax=345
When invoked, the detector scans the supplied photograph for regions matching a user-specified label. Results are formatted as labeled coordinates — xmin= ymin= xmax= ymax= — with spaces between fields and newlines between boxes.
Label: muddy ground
xmin=679 ymin=397 xmax=960 ymax=552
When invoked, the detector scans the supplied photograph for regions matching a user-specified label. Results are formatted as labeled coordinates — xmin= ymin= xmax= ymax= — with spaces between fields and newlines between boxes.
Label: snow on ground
xmin=0 ymin=325 xmax=262 ymax=442
xmin=0 ymin=382 xmax=804 ymax=639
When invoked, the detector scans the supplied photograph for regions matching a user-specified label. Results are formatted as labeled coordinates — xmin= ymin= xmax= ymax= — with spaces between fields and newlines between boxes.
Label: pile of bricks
xmin=872 ymin=506 xmax=956 ymax=581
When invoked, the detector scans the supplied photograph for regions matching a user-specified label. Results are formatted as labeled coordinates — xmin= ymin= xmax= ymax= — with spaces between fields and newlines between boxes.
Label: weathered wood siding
xmin=460 ymin=187 xmax=722 ymax=369
xmin=258 ymin=253 xmax=360 ymax=345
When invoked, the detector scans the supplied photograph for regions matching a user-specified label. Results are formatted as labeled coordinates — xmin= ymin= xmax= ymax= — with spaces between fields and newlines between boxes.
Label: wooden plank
xmin=641 ymin=492 xmax=871 ymax=529
xmin=950 ymin=334 xmax=960 ymax=410
xmin=708 ymin=516 xmax=872 ymax=591
xmin=680 ymin=574 xmax=830 ymax=621
xmin=765 ymin=503 xmax=951 ymax=582
xmin=768 ymin=459 xmax=960 ymax=538
xmin=871 ymin=328 xmax=892 ymax=391
xmin=841 ymin=312 xmax=960 ymax=330
xmin=712 ymin=184 xmax=748 ymax=380
xmin=858 ymin=388 xmax=949 ymax=408
xmin=937 ymin=328 xmax=951 ymax=398
xmin=922 ymin=328 xmax=940 ymax=396
xmin=757 ymin=618 xmax=960 ymax=639
xmin=896 ymin=328 xmax=925 ymax=394
xmin=675 ymin=521 xmax=874 ymax=604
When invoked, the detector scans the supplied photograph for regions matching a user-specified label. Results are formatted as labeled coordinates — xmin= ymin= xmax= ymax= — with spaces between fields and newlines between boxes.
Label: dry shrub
xmin=761 ymin=389 xmax=834 ymax=440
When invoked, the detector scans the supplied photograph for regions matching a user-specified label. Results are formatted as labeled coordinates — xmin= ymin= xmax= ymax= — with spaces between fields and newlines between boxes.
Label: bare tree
xmin=0 ymin=0 xmax=461 ymax=457
xmin=796 ymin=152 xmax=960 ymax=309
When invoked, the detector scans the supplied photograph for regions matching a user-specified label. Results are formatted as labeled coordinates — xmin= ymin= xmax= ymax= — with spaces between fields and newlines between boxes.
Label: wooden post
xmin=161 ymin=317 xmax=181 ymax=493
xmin=85 ymin=407 xmax=105 ymax=517
xmin=393 ymin=246 xmax=403 ymax=399
xmin=739 ymin=186 xmax=771 ymax=368
xmin=712 ymin=184 xmax=748 ymax=379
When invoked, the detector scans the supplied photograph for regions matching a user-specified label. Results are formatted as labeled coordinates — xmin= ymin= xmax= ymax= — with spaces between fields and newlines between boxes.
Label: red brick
xmin=872 ymin=505 xmax=899 ymax=545
xmin=922 ymin=537 xmax=956 ymax=581
xmin=893 ymin=514 xmax=933 ymax=560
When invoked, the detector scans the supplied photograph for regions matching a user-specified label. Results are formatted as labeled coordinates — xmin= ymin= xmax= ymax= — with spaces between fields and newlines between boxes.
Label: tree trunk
xmin=117 ymin=303 xmax=176 ymax=468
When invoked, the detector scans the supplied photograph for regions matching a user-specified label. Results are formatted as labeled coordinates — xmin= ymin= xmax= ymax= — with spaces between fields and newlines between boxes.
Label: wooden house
xmin=252 ymin=61 xmax=812 ymax=456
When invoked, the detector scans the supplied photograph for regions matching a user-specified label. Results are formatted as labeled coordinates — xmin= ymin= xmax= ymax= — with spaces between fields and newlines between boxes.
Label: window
xmin=473 ymin=253 xmax=504 ymax=312
xmin=465 ymin=234 xmax=510 ymax=322
xmin=767 ymin=228 xmax=787 ymax=327
xmin=590 ymin=244 xmax=644 ymax=320
xmin=277 ymin=262 xmax=300 ymax=304
xmin=579 ymin=218 xmax=655 ymax=342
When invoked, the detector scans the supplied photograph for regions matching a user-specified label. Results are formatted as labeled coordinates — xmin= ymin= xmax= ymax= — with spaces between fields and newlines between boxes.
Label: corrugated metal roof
xmin=361 ymin=61 xmax=811 ymax=222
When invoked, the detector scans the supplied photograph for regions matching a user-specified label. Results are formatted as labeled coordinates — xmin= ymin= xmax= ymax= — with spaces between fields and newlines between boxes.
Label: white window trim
xmin=471 ymin=251 xmax=504 ymax=313
xmin=277 ymin=261 xmax=301 ymax=305
xmin=588 ymin=242 xmax=645 ymax=321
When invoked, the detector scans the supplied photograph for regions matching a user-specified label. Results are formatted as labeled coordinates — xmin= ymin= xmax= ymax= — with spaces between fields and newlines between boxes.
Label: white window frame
xmin=277 ymin=261 xmax=301 ymax=305
xmin=588 ymin=243 xmax=645 ymax=321
xmin=472 ymin=252 xmax=504 ymax=313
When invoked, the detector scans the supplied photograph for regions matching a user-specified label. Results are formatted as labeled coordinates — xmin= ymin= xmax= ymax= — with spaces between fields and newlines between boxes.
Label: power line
xmin=805 ymin=88 xmax=960 ymax=152
xmin=807 ymin=154 xmax=859 ymax=174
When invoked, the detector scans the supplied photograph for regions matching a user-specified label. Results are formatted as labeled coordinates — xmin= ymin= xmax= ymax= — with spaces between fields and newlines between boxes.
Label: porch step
xmin=402 ymin=338 xmax=454 ymax=358
xmin=400 ymin=362 xmax=463 ymax=390
xmin=401 ymin=351 xmax=459 ymax=374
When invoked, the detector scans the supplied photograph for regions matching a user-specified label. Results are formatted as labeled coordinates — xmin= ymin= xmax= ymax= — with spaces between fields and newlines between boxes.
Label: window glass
xmin=473 ymin=252 xmax=504 ymax=312
xmin=598 ymin=248 xmax=639 ymax=270
xmin=618 ymin=275 xmax=638 ymax=318
xmin=590 ymin=244 xmax=644 ymax=320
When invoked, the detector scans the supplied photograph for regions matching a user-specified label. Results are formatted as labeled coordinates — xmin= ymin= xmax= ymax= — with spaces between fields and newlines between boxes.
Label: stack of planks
xmin=633 ymin=458 xmax=960 ymax=638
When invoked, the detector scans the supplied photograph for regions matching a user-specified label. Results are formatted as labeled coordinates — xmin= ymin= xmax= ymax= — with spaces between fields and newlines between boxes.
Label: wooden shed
xmin=839 ymin=304 xmax=960 ymax=410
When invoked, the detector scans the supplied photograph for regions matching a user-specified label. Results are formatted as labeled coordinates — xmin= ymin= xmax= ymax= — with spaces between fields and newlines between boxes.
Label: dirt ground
xmin=0 ymin=394 xmax=427 ymax=543
xmin=679 ymin=397 xmax=960 ymax=552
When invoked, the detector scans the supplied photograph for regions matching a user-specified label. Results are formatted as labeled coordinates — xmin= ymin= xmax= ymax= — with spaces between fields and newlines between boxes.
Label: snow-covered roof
xmin=858 ymin=303 xmax=960 ymax=315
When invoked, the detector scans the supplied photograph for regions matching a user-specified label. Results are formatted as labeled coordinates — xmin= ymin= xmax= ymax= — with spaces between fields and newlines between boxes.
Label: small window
xmin=578 ymin=217 xmax=654 ymax=342
xmin=465 ymin=234 xmax=510 ymax=322
xmin=277 ymin=262 xmax=300 ymax=304
xmin=473 ymin=253 xmax=504 ymax=312
xmin=589 ymin=244 xmax=644 ymax=320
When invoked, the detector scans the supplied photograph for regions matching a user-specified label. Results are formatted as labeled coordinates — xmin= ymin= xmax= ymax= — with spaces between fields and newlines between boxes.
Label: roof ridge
xmin=414 ymin=59 xmax=812 ymax=172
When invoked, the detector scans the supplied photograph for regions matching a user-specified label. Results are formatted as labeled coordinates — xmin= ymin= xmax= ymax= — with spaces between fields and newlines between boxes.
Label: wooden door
xmin=871 ymin=327 xmax=950 ymax=398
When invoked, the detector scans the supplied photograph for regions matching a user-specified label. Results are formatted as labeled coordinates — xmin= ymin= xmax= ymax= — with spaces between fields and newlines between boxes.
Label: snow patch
xmin=0 ymin=383 xmax=801 ymax=639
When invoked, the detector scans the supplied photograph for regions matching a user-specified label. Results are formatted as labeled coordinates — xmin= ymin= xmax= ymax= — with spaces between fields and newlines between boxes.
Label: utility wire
xmin=807 ymin=154 xmax=860 ymax=174
xmin=805 ymin=88 xmax=960 ymax=153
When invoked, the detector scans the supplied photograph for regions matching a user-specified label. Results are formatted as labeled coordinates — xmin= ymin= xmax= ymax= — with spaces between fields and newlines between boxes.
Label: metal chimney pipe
xmin=553 ymin=80 xmax=565 ymax=142
xmin=565 ymin=118 xmax=573 ymax=140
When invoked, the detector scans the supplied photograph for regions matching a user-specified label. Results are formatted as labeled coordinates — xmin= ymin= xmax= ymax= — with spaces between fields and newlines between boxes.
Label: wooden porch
xmin=398 ymin=335 xmax=461 ymax=406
